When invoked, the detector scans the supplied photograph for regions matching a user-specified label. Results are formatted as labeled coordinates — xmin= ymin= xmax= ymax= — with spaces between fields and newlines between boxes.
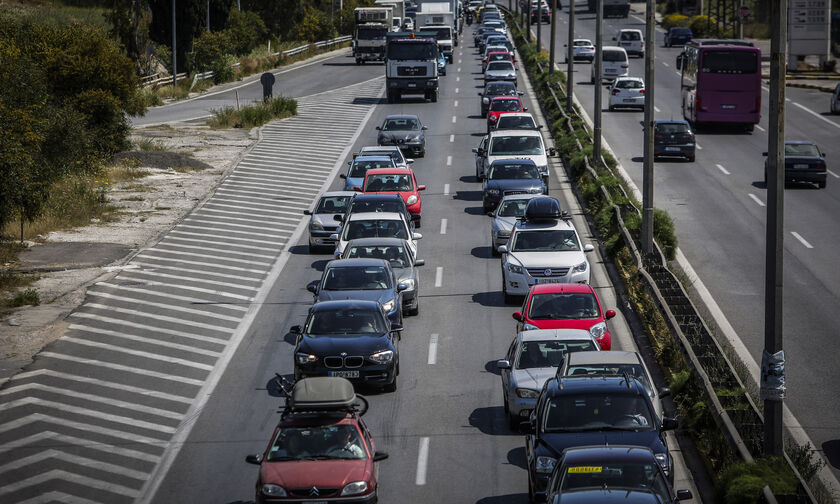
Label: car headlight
xmin=261 ymin=484 xmax=288 ymax=497
xmin=310 ymin=220 xmax=323 ymax=231
xmin=483 ymin=97 xmax=490 ymax=104
xmin=406 ymin=195 xmax=418 ymax=205
xmin=400 ymin=278 xmax=416 ymax=290
xmin=523 ymin=323 xmax=539 ymax=331
xmin=535 ymin=456 xmax=557 ymax=474
xmin=529 ymin=187 xmax=543 ymax=193
xmin=573 ymin=260 xmax=588 ymax=272
xmin=295 ymin=353 xmax=317 ymax=365
xmin=382 ymin=299 xmax=396 ymax=313
xmin=507 ymin=263 xmax=523 ymax=274
xmin=516 ymin=387 xmax=539 ymax=398
xmin=370 ymin=349 xmax=394 ymax=364
xmin=589 ymin=321 xmax=607 ymax=339
xmin=486 ymin=188 xmax=500 ymax=195
xmin=495 ymin=229 xmax=511 ymax=238
xmin=341 ymin=481 xmax=369 ymax=496
xmin=655 ymin=453 xmax=669 ymax=471
xmin=537 ymin=165 xmax=548 ymax=174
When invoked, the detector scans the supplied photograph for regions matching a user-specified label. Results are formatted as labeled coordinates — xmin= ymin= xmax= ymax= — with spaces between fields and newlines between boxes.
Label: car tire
xmin=407 ymin=300 xmax=419 ymax=316
xmin=508 ymin=412 xmax=520 ymax=432
xmin=745 ymin=123 xmax=755 ymax=133
xmin=686 ymin=154 xmax=695 ymax=162
xmin=355 ymin=58 xmax=361 ymax=65
xmin=418 ymin=149 xmax=425 ymax=158
xmin=431 ymin=90 xmax=438 ymax=103
xmin=819 ymin=179 xmax=827 ymax=189
xmin=384 ymin=374 xmax=397 ymax=393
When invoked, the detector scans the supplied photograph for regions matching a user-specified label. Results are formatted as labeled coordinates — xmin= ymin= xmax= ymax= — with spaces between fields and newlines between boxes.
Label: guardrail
xmin=144 ymin=35 xmax=353 ymax=90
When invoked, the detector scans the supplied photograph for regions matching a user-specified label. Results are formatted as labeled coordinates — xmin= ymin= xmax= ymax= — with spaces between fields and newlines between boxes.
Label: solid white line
xmin=449 ymin=134 xmax=455 ymax=142
xmin=792 ymin=101 xmax=840 ymax=129
xmin=90 ymin=284 xmax=249 ymax=312
xmin=828 ymin=169 xmax=840 ymax=179
xmin=443 ymin=183 xmax=450 ymax=195
xmin=748 ymin=193 xmax=766 ymax=207
xmin=454 ymin=100 xmax=459 ymax=107
xmin=791 ymin=231 xmax=814 ymax=249
xmin=428 ymin=334 xmax=439 ymax=365
xmin=452 ymin=115 xmax=457 ymax=123
xmin=446 ymin=155 xmax=453 ymax=166
xmin=715 ymin=163 xmax=731 ymax=175
xmin=415 ymin=437 xmax=430 ymax=485
xmin=755 ymin=124 xmax=766 ymax=132
xmin=653 ymin=105 xmax=661 ymax=113
xmin=81 ymin=302 xmax=234 ymax=333
xmin=440 ymin=218 xmax=448 ymax=235
xmin=133 ymin=260 xmax=265 ymax=283
xmin=71 ymin=312 xmax=227 ymax=343
xmin=435 ymin=266 xmax=443 ymax=287
xmin=9 ymin=369 xmax=194 ymax=404
xmin=62 ymin=336 xmax=215 ymax=371
xmin=70 ymin=324 xmax=222 ymax=357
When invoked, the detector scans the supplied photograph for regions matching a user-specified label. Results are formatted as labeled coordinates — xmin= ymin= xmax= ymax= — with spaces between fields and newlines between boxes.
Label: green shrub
xmin=8 ymin=288 xmax=40 ymax=307
xmin=225 ymin=8 xmax=268 ymax=56
xmin=662 ymin=14 xmax=690 ymax=29
xmin=208 ymin=96 xmax=297 ymax=129
xmin=653 ymin=208 xmax=677 ymax=260
xmin=191 ymin=30 xmax=233 ymax=73
xmin=211 ymin=54 xmax=238 ymax=84
xmin=295 ymin=5 xmax=337 ymax=42
xmin=716 ymin=458 xmax=798 ymax=503
xmin=689 ymin=15 xmax=718 ymax=37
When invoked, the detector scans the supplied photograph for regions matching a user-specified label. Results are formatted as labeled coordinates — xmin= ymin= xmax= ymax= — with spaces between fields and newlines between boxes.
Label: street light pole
xmin=593 ymin=0 xmax=603 ymax=164
xmin=537 ymin=3 xmax=543 ymax=50
xmin=763 ymin=0 xmax=787 ymax=458
xmin=549 ymin=0 xmax=557 ymax=69
xmin=566 ymin=0 xmax=575 ymax=112
xmin=172 ymin=0 xmax=177 ymax=88
xmin=641 ymin=0 xmax=655 ymax=253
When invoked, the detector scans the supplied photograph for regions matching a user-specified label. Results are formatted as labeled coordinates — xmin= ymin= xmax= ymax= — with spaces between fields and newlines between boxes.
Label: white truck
xmin=416 ymin=3 xmax=457 ymax=62
xmin=353 ymin=7 xmax=393 ymax=64
xmin=374 ymin=0 xmax=406 ymax=31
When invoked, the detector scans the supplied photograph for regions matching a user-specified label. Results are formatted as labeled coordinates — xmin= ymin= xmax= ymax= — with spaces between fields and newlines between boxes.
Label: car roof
xmin=365 ymin=167 xmax=413 ymax=175
xmin=615 ymin=76 xmax=643 ymax=82
xmin=490 ymin=129 xmax=541 ymax=138
xmin=352 ymin=155 xmax=394 ymax=162
xmin=490 ymin=95 xmax=520 ymax=101
xmin=311 ymin=299 xmax=382 ymax=312
xmin=383 ymin=114 xmax=420 ymax=120
xmin=573 ymin=38 xmax=592 ymax=42
xmin=326 ymin=257 xmax=390 ymax=269
xmin=619 ymin=28 xmax=643 ymax=33
xmin=529 ymin=283 xmax=596 ymax=295
xmin=347 ymin=211 xmax=404 ymax=221
xmin=345 ymin=237 xmax=407 ymax=247
xmin=351 ymin=193 xmax=405 ymax=202
xmin=515 ymin=218 xmax=576 ymax=231
xmin=361 ymin=145 xmax=401 ymax=153
xmin=487 ymin=51 xmax=512 ymax=55
xmin=549 ymin=375 xmax=647 ymax=395
xmin=490 ymin=158 xmax=537 ymax=166
xmin=561 ymin=445 xmax=656 ymax=464
xmin=566 ymin=350 xmax=641 ymax=365
xmin=654 ymin=119 xmax=690 ymax=125
xmin=498 ymin=112 xmax=534 ymax=119
xmin=517 ymin=328 xmax=597 ymax=342
xmin=499 ymin=193 xmax=540 ymax=203
xmin=321 ymin=191 xmax=358 ymax=198
xmin=602 ymin=46 xmax=628 ymax=52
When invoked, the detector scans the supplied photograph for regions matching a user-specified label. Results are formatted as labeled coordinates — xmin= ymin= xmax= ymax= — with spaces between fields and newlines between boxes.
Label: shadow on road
xmin=507 ymin=446 xmax=528 ymax=470
xmin=471 ymin=246 xmax=495 ymax=259
xmin=460 ymin=175 xmax=479 ymax=183
xmin=473 ymin=291 xmax=507 ymax=308
xmin=455 ymin=190 xmax=483 ymax=201
xmin=484 ymin=360 xmax=502 ymax=376
xmin=289 ymin=245 xmax=309 ymax=255
xmin=468 ymin=406 xmax=509 ymax=435
xmin=352 ymin=97 xmax=386 ymax=105
xmin=822 ymin=439 xmax=840 ymax=469
xmin=476 ymin=494 xmax=529 ymax=504
xmin=465 ymin=206 xmax=487 ymax=216
xmin=310 ymin=259 xmax=329 ymax=272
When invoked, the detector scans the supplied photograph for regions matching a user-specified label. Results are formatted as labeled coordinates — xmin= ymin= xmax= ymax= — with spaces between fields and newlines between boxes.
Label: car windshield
xmin=517 ymin=340 xmax=597 ymax=369
xmin=348 ymin=159 xmax=395 ymax=178
xmin=486 ymin=38 xmax=509 ymax=48
xmin=488 ymin=53 xmax=511 ymax=63
xmin=488 ymin=62 xmax=514 ymax=72
xmin=357 ymin=28 xmax=387 ymax=40
xmin=304 ymin=308 xmax=387 ymax=335
xmin=655 ymin=123 xmax=690 ymax=134
xmin=560 ymin=461 xmax=670 ymax=499
xmin=344 ymin=219 xmax=409 ymax=240
xmin=528 ymin=293 xmax=600 ymax=320
xmin=387 ymin=41 xmax=437 ymax=59
xmin=490 ymin=99 xmax=522 ymax=112
xmin=268 ymin=425 xmax=367 ymax=461
xmin=365 ymin=174 xmax=413 ymax=192
xmin=323 ymin=265 xmax=391 ymax=290
xmin=489 ymin=135 xmax=543 ymax=156
xmin=362 ymin=149 xmax=405 ymax=164
xmin=544 ymin=393 xmax=655 ymax=432
xmin=574 ymin=40 xmax=591 ymax=47
xmin=488 ymin=163 xmax=540 ymax=180
xmin=382 ymin=118 xmax=420 ymax=131
xmin=785 ymin=143 xmax=820 ymax=157
xmin=497 ymin=116 xmax=537 ymax=129
xmin=565 ymin=364 xmax=653 ymax=396
xmin=511 ymin=230 xmax=579 ymax=252
xmin=603 ymin=49 xmax=627 ymax=62
xmin=672 ymin=27 xmax=691 ymax=34
xmin=348 ymin=199 xmax=406 ymax=215
xmin=486 ymin=83 xmax=517 ymax=96
xmin=498 ymin=199 xmax=530 ymax=217
xmin=620 ymin=31 xmax=642 ymax=41
xmin=347 ymin=245 xmax=410 ymax=268
xmin=315 ymin=196 xmax=351 ymax=214
xmin=701 ymin=50 xmax=758 ymax=74
xmin=616 ymin=79 xmax=644 ymax=89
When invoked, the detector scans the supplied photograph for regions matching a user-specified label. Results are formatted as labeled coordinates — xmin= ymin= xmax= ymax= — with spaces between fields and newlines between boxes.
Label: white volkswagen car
xmin=608 ymin=77 xmax=645 ymax=111
xmin=591 ymin=46 xmax=629 ymax=84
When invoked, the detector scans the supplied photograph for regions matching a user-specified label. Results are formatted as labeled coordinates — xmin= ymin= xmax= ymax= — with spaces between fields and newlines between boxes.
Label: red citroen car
xmin=487 ymin=96 xmax=526 ymax=133
xmin=360 ymin=167 xmax=426 ymax=223
xmin=482 ymin=51 xmax=516 ymax=71
xmin=512 ymin=283 xmax=616 ymax=350
xmin=246 ymin=377 xmax=388 ymax=503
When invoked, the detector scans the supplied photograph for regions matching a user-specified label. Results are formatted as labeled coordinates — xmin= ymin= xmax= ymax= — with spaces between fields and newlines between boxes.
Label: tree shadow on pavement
xmin=475 ymin=494 xmax=529 ymax=504
xmin=468 ymin=406 xmax=510 ymax=435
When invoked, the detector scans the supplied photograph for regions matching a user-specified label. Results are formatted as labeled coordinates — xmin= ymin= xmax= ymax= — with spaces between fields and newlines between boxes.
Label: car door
xmin=501 ymin=337 xmax=518 ymax=399
xmin=475 ymin=135 xmax=488 ymax=175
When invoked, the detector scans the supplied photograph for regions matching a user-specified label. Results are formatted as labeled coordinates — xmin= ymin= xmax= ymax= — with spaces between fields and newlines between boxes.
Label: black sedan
xmin=653 ymin=120 xmax=695 ymax=162
xmin=376 ymin=114 xmax=427 ymax=158
xmin=341 ymin=193 xmax=419 ymax=229
xmin=292 ymin=299 xmax=401 ymax=392
xmin=764 ymin=141 xmax=828 ymax=189
xmin=479 ymin=80 xmax=523 ymax=118
xmin=481 ymin=159 xmax=546 ymax=212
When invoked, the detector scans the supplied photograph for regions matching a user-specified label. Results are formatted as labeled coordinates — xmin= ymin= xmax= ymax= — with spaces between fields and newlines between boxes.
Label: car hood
xmin=312 ymin=213 xmax=341 ymax=227
xmin=485 ymin=179 xmax=543 ymax=192
xmin=536 ymin=431 xmax=666 ymax=458
xmin=260 ymin=459 xmax=371 ymax=491
xmin=486 ymin=69 xmax=515 ymax=77
xmin=299 ymin=334 xmax=393 ymax=356
xmin=488 ymin=153 xmax=548 ymax=167
xmin=511 ymin=367 xmax=558 ymax=391
xmin=507 ymin=250 xmax=587 ymax=267
xmin=317 ymin=289 xmax=393 ymax=305
xmin=530 ymin=318 xmax=599 ymax=331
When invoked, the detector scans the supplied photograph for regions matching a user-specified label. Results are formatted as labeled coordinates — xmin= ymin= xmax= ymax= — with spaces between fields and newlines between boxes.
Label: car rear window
xmin=655 ymin=123 xmax=690 ymax=134
xmin=498 ymin=198 xmax=530 ymax=217
xmin=784 ymin=143 xmax=819 ymax=157
xmin=603 ymin=49 xmax=627 ymax=62
xmin=620 ymin=31 xmax=642 ymax=41
xmin=488 ymin=163 xmax=540 ymax=180
xmin=497 ymin=115 xmax=537 ymax=129
xmin=348 ymin=159 xmax=394 ymax=178
xmin=616 ymin=79 xmax=643 ymax=89
xmin=490 ymin=99 xmax=522 ymax=112
xmin=344 ymin=219 xmax=408 ymax=240
xmin=486 ymin=82 xmax=517 ymax=96
xmin=488 ymin=61 xmax=514 ymax=71
xmin=543 ymin=393 xmax=654 ymax=432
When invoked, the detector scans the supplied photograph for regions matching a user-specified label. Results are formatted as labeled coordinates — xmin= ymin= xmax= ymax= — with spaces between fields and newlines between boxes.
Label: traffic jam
xmin=243 ymin=1 xmax=695 ymax=503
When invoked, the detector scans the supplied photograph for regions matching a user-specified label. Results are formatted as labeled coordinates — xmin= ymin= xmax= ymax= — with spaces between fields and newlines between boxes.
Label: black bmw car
xmin=653 ymin=120 xmax=695 ymax=162
xmin=292 ymin=300 xmax=401 ymax=392
xmin=764 ymin=141 xmax=828 ymax=189
xmin=481 ymin=159 xmax=546 ymax=212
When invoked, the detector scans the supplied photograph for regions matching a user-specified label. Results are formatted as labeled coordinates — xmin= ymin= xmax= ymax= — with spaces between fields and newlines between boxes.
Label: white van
xmin=614 ymin=29 xmax=644 ymax=57
xmin=591 ymin=46 xmax=629 ymax=84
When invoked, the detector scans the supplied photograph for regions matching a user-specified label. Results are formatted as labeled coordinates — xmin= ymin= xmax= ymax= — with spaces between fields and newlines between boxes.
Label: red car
xmin=483 ymin=51 xmax=516 ymax=71
xmin=512 ymin=283 xmax=616 ymax=350
xmin=360 ymin=167 xmax=426 ymax=225
xmin=246 ymin=377 xmax=388 ymax=503
xmin=487 ymin=96 xmax=526 ymax=133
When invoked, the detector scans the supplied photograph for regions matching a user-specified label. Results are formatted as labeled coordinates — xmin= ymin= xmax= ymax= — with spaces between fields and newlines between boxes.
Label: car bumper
xmin=309 ymin=230 xmax=340 ymax=246
xmin=296 ymin=362 xmax=396 ymax=387
xmin=785 ymin=169 xmax=827 ymax=183
xmin=388 ymin=78 xmax=438 ymax=92
xmin=504 ymin=269 xmax=591 ymax=295
xmin=484 ymin=75 xmax=517 ymax=83
xmin=654 ymin=144 xmax=695 ymax=157
xmin=508 ymin=394 xmax=537 ymax=418
xmin=610 ymin=96 xmax=645 ymax=107
xmin=258 ymin=490 xmax=378 ymax=504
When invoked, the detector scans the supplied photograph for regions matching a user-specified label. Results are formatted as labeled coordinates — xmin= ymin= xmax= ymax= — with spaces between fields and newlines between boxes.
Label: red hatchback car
xmin=246 ymin=377 xmax=388 ymax=504
xmin=512 ymin=283 xmax=616 ymax=350
xmin=487 ymin=96 xmax=526 ymax=133
xmin=483 ymin=51 xmax=516 ymax=71
xmin=360 ymin=167 xmax=426 ymax=225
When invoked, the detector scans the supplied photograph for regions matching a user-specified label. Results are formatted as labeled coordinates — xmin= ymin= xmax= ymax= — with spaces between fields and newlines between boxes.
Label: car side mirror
xmin=421 ymin=126 xmax=428 ymax=130
xmin=414 ymin=259 xmax=425 ymax=266
xmin=584 ymin=244 xmax=595 ymax=252
xmin=375 ymin=126 xmax=381 ymax=130
xmin=477 ymin=173 xmax=485 ymax=180
xmin=512 ymin=311 xmax=523 ymax=321
xmin=391 ymin=323 xmax=404 ymax=332
xmin=340 ymin=173 xmax=347 ymax=179
xmin=303 ymin=209 xmax=312 ymax=215
xmin=549 ymin=147 xmax=557 ymax=156
xmin=496 ymin=359 xmax=511 ymax=369
xmin=675 ymin=55 xmax=683 ymax=70
xmin=497 ymin=245 xmax=508 ymax=254
xmin=659 ymin=387 xmax=671 ymax=398
xmin=662 ymin=417 xmax=678 ymax=431
xmin=397 ymin=282 xmax=409 ymax=292
xmin=245 ymin=454 xmax=263 ymax=465
xmin=676 ymin=489 xmax=693 ymax=501
xmin=373 ymin=451 xmax=389 ymax=462
xmin=486 ymin=211 xmax=494 ymax=217
xmin=762 ymin=152 xmax=768 ymax=156
xmin=329 ymin=233 xmax=339 ymax=241
xmin=605 ymin=309 xmax=616 ymax=320
xmin=472 ymin=147 xmax=479 ymax=153
xmin=478 ymin=92 xmax=483 ymax=96
xmin=523 ymin=107 xmax=528 ymax=111
xmin=290 ymin=325 xmax=302 ymax=334
xmin=538 ymin=125 xmax=544 ymax=129
xmin=406 ymin=158 xmax=415 ymax=164
xmin=418 ymin=185 xmax=426 ymax=191
xmin=411 ymin=214 xmax=421 ymax=222
xmin=334 ymin=214 xmax=344 ymax=222
xmin=412 ymin=232 xmax=423 ymax=240
xmin=612 ymin=37 xmax=616 ymax=40
xmin=306 ymin=284 xmax=318 ymax=294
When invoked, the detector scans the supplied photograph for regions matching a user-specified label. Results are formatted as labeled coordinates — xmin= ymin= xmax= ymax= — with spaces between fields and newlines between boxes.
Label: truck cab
xmin=385 ymin=34 xmax=440 ymax=103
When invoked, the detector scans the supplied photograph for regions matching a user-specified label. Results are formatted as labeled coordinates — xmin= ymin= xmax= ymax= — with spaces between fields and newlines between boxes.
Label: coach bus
xmin=677 ymin=39 xmax=762 ymax=132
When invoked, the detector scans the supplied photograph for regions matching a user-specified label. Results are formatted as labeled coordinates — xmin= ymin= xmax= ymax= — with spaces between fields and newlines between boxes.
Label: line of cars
xmin=468 ymin=7 xmax=694 ymax=503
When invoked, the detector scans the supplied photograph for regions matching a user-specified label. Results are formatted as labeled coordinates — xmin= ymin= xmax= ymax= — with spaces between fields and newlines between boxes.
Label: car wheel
xmin=384 ymin=374 xmax=397 ymax=393
xmin=819 ymin=179 xmax=827 ymax=189
xmin=686 ymin=154 xmax=695 ymax=162
xmin=508 ymin=412 xmax=520 ymax=432
xmin=745 ymin=123 xmax=755 ymax=133
xmin=414 ymin=217 xmax=421 ymax=228
xmin=419 ymin=149 xmax=425 ymax=158
xmin=407 ymin=299 xmax=419 ymax=316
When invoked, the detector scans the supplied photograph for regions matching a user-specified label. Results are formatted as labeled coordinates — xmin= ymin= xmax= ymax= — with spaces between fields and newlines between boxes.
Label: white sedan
xmin=572 ymin=39 xmax=595 ymax=62
xmin=608 ymin=77 xmax=645 ymax=111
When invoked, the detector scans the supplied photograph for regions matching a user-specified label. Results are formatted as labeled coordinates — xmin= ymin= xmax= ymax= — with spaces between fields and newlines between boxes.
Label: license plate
xmin=665 ymin=147 xmax=680 ymax=151
xmin=793 ymin=164 xmax=809 ymax=169
xmin=721 ymin=104 xmax=735 ymax=109
xmin=534 ymin=278 xmax=563 ymax=284
xmin=407 ymin=83 xmax=417 ymax=88
xmin=329 ymin=370 xmax=359 ymax=378
xmin=623 ymin=99 xmax=636 ymax=103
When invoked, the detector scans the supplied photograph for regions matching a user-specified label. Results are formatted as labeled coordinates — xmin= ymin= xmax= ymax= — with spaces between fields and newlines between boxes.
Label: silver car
xmin=341 ymin=237 xmax=424 ymax=316
xmin=303 ymin=191 xmax=356 ymax=253
xmin=496 ymin=329 xmax=601 ymax=430
xmin=488 ymin=193 xmax=539 ymax=252
xmin=358 ymin=145 xmax=413 ymax=169
xmin=559 ymin=350 xmax=670 ymax=419
xmin=484 ymin=60 xmax=517 ymax=84
xmin=832 ymin=83 xmax=840 ymax=115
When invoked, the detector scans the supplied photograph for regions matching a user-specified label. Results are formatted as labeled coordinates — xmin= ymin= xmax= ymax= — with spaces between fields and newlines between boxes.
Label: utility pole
xmin=566 ymin=0 xmax=575 ymax=112
xmin=537 ymin=3 xmax=542 ymax=51
xmin=172 ymin=0 xmax=177 ymax=88
xmin=593 ymin=0 xmax=603 ymax=164
xmin=763 ymin=0 xmax=787 ymax=458
xmin=549 ymin=0 xmax=557 ymax=69
xmin=738 ymin=0 xmax=745 ymax=39
xmin=641 ymin=0 xmax=655 ymax=253
xmin=206 ymin=0 xmax=210 ymax=30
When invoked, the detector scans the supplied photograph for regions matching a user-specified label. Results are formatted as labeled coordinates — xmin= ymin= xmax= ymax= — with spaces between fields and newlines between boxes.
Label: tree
xmin=225 ymin=7 xmax=267 ymax=55
xmin=105 ymin=0 xmax=153 ymax=73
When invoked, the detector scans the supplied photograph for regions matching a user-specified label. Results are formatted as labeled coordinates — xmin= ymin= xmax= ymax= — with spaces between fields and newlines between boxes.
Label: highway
xmin=0 ymin=22 xmax=701 ymax=503
xmin=536 ymin=0 xmax=840 ymax=483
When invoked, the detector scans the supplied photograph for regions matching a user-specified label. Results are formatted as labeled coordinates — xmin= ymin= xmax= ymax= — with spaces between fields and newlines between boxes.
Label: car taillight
xmin=612 ymin=89 xmax=620 ymax=95
xmin=641 ymin=41 xmax=645 ymax=48
xmin=639 ymin=89 xmax=645 ymax=94
xmin=817 ymin=162 xmax=826 ymax=170
xmin=588 ymin=46 xmax=594 ymax=50
xmin=751 ymin=97 xmax=761 ymax=113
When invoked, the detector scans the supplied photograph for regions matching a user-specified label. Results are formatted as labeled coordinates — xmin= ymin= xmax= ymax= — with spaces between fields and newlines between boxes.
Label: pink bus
xmin=677 ymin=40 xmax=762 ymax=132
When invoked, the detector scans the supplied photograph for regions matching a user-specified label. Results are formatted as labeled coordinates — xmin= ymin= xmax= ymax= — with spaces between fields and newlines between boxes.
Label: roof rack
xmin=275 ymin=376 xmax=369 ymax=418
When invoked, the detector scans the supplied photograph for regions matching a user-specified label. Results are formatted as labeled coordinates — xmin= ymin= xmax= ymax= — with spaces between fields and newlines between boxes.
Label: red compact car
xmin=246 ymin=377 xmax=388 ymax=504
xmin=360 ymin=167 xmax=426 ymax=223
xmin=487 ymin=96 xmax=526 ymax=133
xmin=512 ymin=283 xmax=616 ymax=350
xmin=483 ymin=51 xmax=516 ymax=71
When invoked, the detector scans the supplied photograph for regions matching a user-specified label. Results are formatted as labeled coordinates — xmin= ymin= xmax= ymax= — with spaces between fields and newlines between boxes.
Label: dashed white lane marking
xmin=450 ymin=134 xmax=455 ymax=142
xmin=452 ymin=115 xmax=457 ymax=123
xmin=662 ymin=62 xmax=669 ymax=67
xmin=440 ymin=218 xmax=448 ymax=235
xmin=791 ymin=231 xmax=814 ymax=249
xmin=459 ymin=59 xmax=463 ymax=64
xmin=454 ymin=100 xmax=459 ymax=107
xmin=792 ymin=101 xmax=840 ymax=129
xmin=435 ymin=267 xmax=443 ymax=287
xmin=762 ymin=85 xmax=770 ymax=92
xmin=428 ymin=334 xmax=439 ymax=365
xmin=456 ymin=76 xmax=460 ymax=82
xmin=828 ymin=169 xmax=840 ymax=179
xmin=444 ymin=183 xmax=450 ymax=195
xmin=415 ymin=437 xmax=430 ymax=485
xmin=653 ymin=105 xmax=661 ymax=112
xmin=455 ymin=87 xmax=459 ymax=93
xmin=446 ymin=155 xmax=453 ymax=166
xmin=755 ymin=124 xmax=766 ymax=132
xmin=748 ymin=193 xmax=766 ymax=207
xmin=675 ymin=70 xmax=681 ymax=77
xmin=696 ymin=143 xmax=703 ymax=150
xmin=716 ymin=163 xmax=731 ymax=175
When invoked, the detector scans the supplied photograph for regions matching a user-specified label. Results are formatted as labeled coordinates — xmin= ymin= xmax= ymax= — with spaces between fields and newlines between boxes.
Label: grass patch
xmin=207 ymin=96 xmax=298 ymax=129
xmin=133 ymin=138 xmax=168 ymax=152
xmin=2 ymin=2 xmax=112 ymax=31
xmin=154 ymin=206 xmax=171 ymax=210
xmin=108 ymin=158 xmax=151 ymax=183
xmin=7 ymin=288 xmax=40 ymax=308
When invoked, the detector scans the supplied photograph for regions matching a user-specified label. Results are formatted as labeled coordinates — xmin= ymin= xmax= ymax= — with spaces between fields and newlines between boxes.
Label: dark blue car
xmin=523 ymin=376 xmax=678 ymax=502
xmin=481 ymin=159 xmax=547 ymax=212
xmin=664 ymin=27 xmax=692 ymax=47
